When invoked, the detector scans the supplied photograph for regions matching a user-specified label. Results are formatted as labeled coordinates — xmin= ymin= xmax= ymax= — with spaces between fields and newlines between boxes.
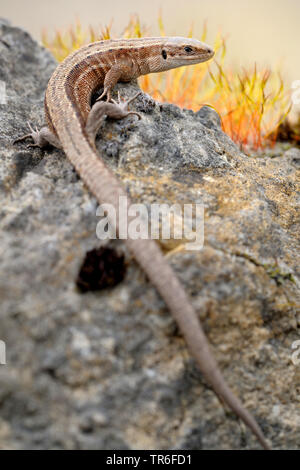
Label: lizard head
xmin=148 ymin=37 xmax=214 ymax=72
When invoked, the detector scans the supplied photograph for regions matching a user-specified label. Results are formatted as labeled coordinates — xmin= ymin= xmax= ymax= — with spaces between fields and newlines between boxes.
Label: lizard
xmin=14 ymin=36 xmax=271 ymax=450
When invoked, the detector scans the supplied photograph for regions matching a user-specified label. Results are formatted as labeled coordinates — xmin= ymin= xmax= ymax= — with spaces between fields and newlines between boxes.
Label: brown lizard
xmin=14 ymin=36 xmax=270 ymax=449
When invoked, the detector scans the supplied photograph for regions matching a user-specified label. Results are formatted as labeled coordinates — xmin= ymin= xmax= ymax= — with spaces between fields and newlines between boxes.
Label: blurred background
xmin=2 ymin=0 xmax=300 ymax=82
xmin=2 ymin=0 xmax=300 ymax=148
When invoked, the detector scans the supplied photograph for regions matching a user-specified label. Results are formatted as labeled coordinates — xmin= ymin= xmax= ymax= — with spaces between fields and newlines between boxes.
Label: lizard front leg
xmin=14 ymin=122 xmax=62 ymax=149
xmin=96 ymin=65 xmax=123 ymax=103
xmin=96 ymin=61 xmax=138 ymax=102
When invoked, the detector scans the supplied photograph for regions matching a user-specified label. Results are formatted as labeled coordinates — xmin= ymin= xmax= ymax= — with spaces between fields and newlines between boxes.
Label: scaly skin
xmin=15 ymin=37 xmax=270 ymax=449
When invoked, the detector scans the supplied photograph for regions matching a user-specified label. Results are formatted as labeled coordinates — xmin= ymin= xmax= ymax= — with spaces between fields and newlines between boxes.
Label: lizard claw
xmin=125 ymin=111 xmax=142 ymax=120
xmin=96 ymin=88 xmax=111 ymax=103
xmin=112 ymin=91 xmax=141 ymax=108
xmin=26 ymin=143 xmax=41 ymax=149
xmin=125 ymin=91 xmax=142 ymax=105
xmin=13 ymin=122 xmax=35 ymax=145
xmin=13 ymin=122 xmax=59 ymax=149
xmin=110 ymin=91 xmax=142 ymax=117
xmin=86 ymin=90 xmax=142 ymax=143
xmin=13 ymin=134 xmax=32 ymax=144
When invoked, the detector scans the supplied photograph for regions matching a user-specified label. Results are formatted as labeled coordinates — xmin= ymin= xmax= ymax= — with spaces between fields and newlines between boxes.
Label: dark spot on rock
xmin=0 ymin=38 xmax=10 ymax=48
xmin=76 ymin=247 xmax=126 ymax=292
xmin=21 ymin=52 xmax=38 ymax=64
xmin=91 ymin=88 xmax=103 ymax=105
xmin=13 ymin=151 xmax=42 ymax=182
xmin=104 ymin=141 xmax=119 ymax=158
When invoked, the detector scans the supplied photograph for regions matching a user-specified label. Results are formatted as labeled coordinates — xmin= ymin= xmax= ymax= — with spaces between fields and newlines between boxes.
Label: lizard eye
xmin=184 ymin=46 xmax=193 ymax=53
xmin=162 ymin=49 xmax=167 ymax=60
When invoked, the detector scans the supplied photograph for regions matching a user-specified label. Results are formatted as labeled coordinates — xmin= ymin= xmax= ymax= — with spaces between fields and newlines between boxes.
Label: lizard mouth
xmin=182 ymin=52 xmax=214 ymax=62
xmin=199 ymin=50 xmax=215 ymax=58
xmin=182 ymin=50 xmax=215 ymax=60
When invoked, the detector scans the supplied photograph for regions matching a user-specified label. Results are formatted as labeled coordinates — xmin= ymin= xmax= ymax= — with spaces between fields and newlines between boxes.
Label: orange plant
xmin=42 ymin=16 xmax=292 ymax=151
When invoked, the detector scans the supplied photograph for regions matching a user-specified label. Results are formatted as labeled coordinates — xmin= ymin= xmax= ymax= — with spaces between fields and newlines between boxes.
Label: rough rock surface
xmin=0 ymin=19 xmax=299 ymax=450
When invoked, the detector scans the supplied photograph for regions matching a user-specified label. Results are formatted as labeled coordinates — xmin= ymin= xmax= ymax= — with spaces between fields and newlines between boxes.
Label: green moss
xmin=265 ymin=266 xmax=295 ymax=285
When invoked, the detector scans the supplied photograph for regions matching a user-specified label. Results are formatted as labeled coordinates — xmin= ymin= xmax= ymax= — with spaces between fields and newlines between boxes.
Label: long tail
xmin=127 ymin=237 xmax=270 ymax=450
xmin=56 ymin=119 xmax=270 ymax=450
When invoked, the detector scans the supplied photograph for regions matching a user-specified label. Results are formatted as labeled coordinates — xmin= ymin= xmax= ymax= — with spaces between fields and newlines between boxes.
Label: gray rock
xmin=0 ymin=20 xmax=299 ymax=450
xmin=284 ymin=147 xmax=300 ymax=167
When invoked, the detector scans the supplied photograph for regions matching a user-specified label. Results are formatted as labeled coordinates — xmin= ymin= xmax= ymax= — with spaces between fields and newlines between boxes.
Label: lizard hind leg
xmin=13 ymin=122 xmax=61 ymax=149
xmin=110 ymin=91 xmax=142 ymax=118
xmin=86 ymin=91 xmax=142 ymax=146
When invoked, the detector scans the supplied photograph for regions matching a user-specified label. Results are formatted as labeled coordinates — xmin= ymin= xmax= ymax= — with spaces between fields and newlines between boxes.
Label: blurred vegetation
xmin=276 ymin=115 xmax=300 ymax=146
xmin=42 ymin=15 xmax=293 ymax=151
